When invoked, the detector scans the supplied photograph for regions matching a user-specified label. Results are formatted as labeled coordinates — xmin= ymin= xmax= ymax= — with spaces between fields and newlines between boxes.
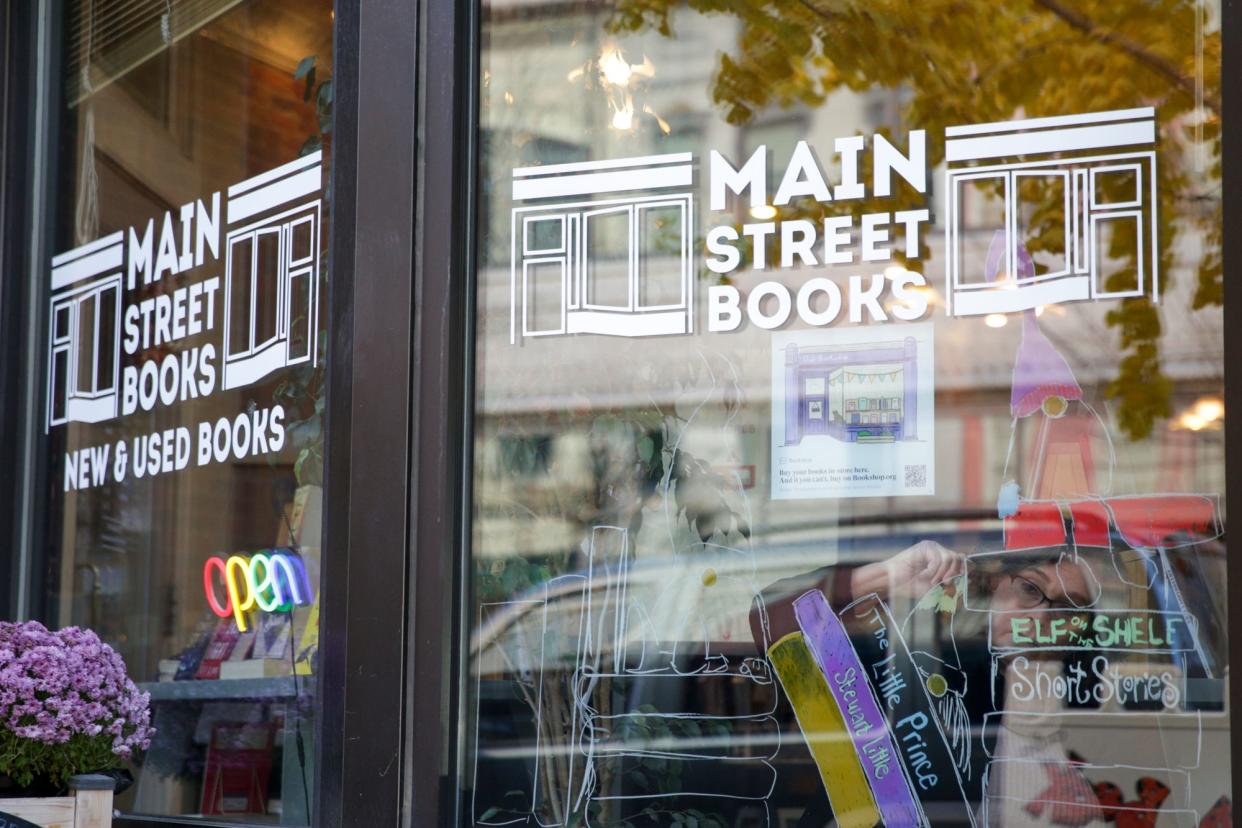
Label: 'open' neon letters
xmin=203 ymin=551 xmax=312 ymax=631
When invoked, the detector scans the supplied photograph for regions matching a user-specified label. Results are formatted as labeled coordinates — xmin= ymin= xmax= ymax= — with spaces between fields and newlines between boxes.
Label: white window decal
xmin=222 ymin=153 xmax=322 ymax=391
xmin=46 ymin=233 xmax=124 ymax=428
xmin=510 ymin=153 xmax=694 ymax=341
xmin=944 ymin=107 xmax=1158 ymax=316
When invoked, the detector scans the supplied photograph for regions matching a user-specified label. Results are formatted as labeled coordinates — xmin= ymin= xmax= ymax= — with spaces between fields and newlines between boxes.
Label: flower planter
xmin=0 ymin=775 xmax=113 ymax=828
xmin=0 ymin=621 xmax=152 ymax=828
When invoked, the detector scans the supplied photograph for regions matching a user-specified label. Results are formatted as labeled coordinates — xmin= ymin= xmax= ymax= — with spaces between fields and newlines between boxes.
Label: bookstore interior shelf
xmin=139 ymin=677 xmax=305 ymax=703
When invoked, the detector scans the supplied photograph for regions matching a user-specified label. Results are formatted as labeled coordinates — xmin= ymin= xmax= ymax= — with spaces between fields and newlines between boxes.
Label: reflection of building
xmin=945 ymin=108 xmax=1158 ymax=317
xmin=510 ymin=153 xmax=694 ymax=341
xmin=222 ymin=151 xmax=323 ymax=391
xmin=783 ymin=339 xmax=918 ymax=445
xmin=47 ymin=232 xmax=124 ymax=427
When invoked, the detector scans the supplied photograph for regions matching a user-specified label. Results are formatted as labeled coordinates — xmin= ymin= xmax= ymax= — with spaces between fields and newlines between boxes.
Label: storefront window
xmin=467 ymin=2 xmax=1226 ymax=826
xmin=32 ymin=1 xmax=333 ymax=822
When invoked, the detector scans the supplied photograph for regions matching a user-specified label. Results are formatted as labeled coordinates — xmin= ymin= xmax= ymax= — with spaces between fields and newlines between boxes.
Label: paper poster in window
xmin=771 ymin=324 xmax=934 ymax=499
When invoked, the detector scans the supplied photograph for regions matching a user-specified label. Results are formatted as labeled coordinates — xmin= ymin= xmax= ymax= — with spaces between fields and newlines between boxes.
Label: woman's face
xmin=989 ymin=559 xmax=1094 ymax=649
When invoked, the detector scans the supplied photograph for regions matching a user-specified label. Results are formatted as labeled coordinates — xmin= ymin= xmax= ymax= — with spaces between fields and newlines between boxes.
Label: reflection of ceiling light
xmin=1034 ymin=305 xmax=1045 ymax=317
xmin=587 ymin=45 xmax=661 ymax=135
xmin=883 ymin=285 xmax=939 ymax=316
xmin=1172 ymin=395 xmax=1224 ymax=431
xmin=884 ymin=265 xmax=906 ymax=280
xmin=1179 ymin=412 xmax=1208 ymax=431
xmin=749 ymin=204 xmax=778 ymax=220
xmin=643 ymin=104 xmax=670 ymax=134
xmin=599 ymin=46 xmax=636 ymax=87
xmin=1194 ymin=397 xmax=1224 ymax=422
xmin=909 ymin=284 xmax=942 ymax=305
xmin=985 ymin=313 xmax=1007 ymax=328
xmin=597 ymin=46 xmax=656 ymax=88
xmin=610 ymin=98 xmax=634 ymax=130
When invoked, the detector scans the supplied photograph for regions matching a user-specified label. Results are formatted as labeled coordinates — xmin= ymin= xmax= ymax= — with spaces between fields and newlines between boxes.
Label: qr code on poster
xmin=904 ymin=464 xmax=927 ymax=488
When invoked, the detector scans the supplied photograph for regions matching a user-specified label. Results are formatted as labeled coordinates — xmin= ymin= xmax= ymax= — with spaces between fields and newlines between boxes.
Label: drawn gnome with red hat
xmin=990 ymin=232 xmax=1116 ymax=519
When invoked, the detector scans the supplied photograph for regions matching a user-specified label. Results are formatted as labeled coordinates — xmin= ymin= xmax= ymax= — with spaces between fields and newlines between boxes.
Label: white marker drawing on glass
xmin=472 ymin=351 xmax=781 ymax=826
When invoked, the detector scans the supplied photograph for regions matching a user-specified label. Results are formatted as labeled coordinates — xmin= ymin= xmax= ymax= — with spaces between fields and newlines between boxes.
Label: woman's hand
xmin=850 ymin=540 xmax=965 ymax=602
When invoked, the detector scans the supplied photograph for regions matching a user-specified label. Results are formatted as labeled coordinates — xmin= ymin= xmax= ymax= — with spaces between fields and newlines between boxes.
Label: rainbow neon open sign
xmin=203 ymin=550 xmax=313 ymax=631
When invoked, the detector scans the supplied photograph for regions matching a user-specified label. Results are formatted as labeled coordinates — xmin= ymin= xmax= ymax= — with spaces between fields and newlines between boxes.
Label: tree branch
xmin=1031 ymin=0 xmax=1219 ymax=115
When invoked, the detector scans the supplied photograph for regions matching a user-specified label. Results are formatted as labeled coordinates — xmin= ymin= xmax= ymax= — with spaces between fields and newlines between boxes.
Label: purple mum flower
xmin=0 ymin=621 xmax=154 ymax=767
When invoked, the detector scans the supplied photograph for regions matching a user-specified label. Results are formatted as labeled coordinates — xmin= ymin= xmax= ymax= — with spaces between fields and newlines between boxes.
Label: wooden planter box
xmin=0 ymin=775 xmax=113 ymax=828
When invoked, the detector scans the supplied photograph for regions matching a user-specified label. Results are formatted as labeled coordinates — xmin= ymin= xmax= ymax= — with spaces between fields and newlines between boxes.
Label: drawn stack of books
xmin=770 ymin=589 xmax=975 ymax=828
xmin=474 ymin=525 xmax=779 ymax=826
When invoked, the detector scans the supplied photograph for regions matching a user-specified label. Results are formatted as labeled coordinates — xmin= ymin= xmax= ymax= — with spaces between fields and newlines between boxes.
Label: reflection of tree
xmin=610 ymin=0 xmax=1221 ymax=439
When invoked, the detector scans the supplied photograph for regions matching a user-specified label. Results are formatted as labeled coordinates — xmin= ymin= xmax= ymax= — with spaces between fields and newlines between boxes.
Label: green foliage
xmin=608 ymin=0 xmax=1222 ymax=440
xmin=475 ymin=557 xmax=556 ymax=604
xmin=0 ymin=728 xmax=118 ymax=789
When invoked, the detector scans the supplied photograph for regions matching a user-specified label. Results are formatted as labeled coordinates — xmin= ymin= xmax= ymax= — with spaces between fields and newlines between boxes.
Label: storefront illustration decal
xmin=49 ymin=153 xmax=324 ymax=492
xmin=45 ymin=151 xmax=323 ymax=431
xmin=47 ymin=232 xmax=124 ymax=426
xmin=222 ymin=152 xmax=323 ymax=390
xmin=509 ymin=153 xmax=695 ymax=341
xmin=507 ymin=107 xmax=1161 ymax=342
xmin=944 ymin=107 xmax=1158 ymax=317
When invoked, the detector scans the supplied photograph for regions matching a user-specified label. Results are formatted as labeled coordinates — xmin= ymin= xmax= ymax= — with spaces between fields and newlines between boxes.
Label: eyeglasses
xmin=1004 ymin=572 xmax=1078 ymax=611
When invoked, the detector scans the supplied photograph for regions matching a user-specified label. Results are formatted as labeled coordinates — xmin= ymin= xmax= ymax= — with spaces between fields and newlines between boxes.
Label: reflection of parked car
xmin=472 ymin=526 xmax=780 ymax=826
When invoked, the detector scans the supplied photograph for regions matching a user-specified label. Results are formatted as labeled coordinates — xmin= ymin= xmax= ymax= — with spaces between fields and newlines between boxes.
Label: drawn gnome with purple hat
xmin=989 ymin=231 xmax=1116 ymax=519
xmin=985 ymin=230 xmax=1116 ymax=826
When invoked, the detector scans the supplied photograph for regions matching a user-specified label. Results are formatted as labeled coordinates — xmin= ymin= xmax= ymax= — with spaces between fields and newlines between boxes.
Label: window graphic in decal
xmin=46 ymin=232 xmax=124 ymax=428
xmin=782 ymin=339 xmax=919 ymax=446
xmin=510 ymin=153 xmax=694 ymax=341
xmin=222 ymin=152 xmax=322 ymax=391
xmin=945 ymin=108 xmax=1158 ymax=317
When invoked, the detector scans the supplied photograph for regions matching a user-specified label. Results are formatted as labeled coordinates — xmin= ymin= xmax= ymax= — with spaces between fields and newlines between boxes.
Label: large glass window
xmin=466 ymin=2 xmax=1226 ymax=826
xmin=31 ymin=1 xmax=333 ymax=822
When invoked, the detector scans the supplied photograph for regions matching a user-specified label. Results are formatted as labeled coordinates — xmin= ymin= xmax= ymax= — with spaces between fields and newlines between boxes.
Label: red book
xmin=195 ymin=619 xmax=242 ymax=680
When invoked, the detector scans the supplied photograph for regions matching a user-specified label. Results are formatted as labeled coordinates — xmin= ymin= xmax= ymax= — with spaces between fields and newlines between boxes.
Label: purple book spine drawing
xmin=794 ymin=589 xmax=925 ymax=828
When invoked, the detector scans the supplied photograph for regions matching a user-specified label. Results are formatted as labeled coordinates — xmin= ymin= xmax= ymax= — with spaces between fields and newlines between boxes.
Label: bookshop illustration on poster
xmin=771 ymin=325 xmax=935 ymax=499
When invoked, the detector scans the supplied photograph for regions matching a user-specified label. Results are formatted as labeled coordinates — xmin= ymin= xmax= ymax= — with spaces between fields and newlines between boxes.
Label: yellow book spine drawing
xmin=769 ymin=631 xmax=881 ymax=828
